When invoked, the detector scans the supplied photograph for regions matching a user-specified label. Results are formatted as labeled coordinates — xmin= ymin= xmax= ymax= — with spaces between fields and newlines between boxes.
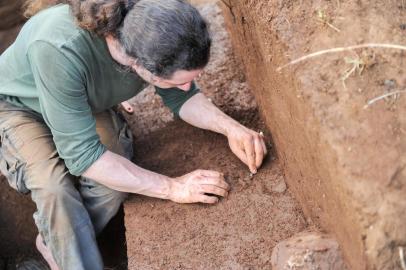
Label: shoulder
xmin=24 ymin=4 xmax=101 ymax=56
xmin=25 ymin=5 xmax=79 ymax=47
xmin=24 ymin=5 xmax=106 ymax=71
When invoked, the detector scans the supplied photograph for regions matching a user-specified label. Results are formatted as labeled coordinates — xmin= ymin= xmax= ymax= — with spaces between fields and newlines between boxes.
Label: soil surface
xmin=0 ymin=177 xmax=38 ymax=267
xmin=124 ymin=2 xmax=307 ymax=269
xmin=125 ymin=122 xmax=307 ymax=270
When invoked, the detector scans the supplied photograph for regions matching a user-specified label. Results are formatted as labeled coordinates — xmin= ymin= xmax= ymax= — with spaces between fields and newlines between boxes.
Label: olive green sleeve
xmin=27 ymin=41 xmax=106 ymax=176
xmin=155 ymin=81 xmax=200 ymax=117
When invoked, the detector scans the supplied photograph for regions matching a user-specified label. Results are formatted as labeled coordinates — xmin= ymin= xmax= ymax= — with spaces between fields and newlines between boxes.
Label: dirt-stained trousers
xmin=0 ymin=98 xmax=133 ymax=270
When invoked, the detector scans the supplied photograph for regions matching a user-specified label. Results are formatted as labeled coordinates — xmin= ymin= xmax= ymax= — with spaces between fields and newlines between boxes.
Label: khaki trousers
xmin=0 ymin=98 xmax=133 ymax=270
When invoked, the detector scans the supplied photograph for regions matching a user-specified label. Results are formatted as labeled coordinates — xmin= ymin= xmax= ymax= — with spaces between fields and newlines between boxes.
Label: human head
xmin=70 ymin=0 xmax=211 ymax=84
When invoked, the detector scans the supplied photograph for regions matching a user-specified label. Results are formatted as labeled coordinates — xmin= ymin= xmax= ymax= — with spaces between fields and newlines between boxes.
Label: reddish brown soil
xmin=124 ymin=2 xmax=307 ymax=269
xmin=0 ymin=177 xmax=37 ymax=266
xmin=222 ymin=0 xmax=406 ymax=269
xmin=125 ymin=121 xmax=307 ymax=270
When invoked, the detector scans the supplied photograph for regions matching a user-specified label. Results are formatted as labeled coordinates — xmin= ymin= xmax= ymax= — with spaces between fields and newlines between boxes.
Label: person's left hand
xmin=226 ymin=124 xmax=267 ymax=174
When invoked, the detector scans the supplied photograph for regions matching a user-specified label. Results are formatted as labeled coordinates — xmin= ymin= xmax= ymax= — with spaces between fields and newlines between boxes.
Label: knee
xmin=97 ymin=186 xmax=128 ymax=206
xmin=31 ymin=172 xmax=88 ymax=235
xmin=29 ymin=163 xmax=79 ymax=206
xmin=33 ymin=183 xmax=80 ymax=214
xmin=95 ymin=185 xmax=128 ymax=206
xmin=111 ymin=189 xmax=128 ymax=204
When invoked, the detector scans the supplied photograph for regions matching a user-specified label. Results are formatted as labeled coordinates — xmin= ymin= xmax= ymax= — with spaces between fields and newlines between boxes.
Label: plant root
xmin=276 ymin=43 xmax=406 ymax=72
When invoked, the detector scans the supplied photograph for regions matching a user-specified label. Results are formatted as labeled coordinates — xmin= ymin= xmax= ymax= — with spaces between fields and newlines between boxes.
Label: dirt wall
xmin=221 ymin=1 xmax=406 ymax=269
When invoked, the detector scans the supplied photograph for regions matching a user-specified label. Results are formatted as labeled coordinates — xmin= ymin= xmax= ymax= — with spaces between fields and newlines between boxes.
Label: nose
xmin=177 ymin=82 xmax=192 ymax=91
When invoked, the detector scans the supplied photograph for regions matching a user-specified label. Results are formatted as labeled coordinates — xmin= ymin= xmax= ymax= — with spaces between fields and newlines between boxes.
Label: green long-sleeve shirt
xmin=0 ymin=4 xmax=199 ymax=176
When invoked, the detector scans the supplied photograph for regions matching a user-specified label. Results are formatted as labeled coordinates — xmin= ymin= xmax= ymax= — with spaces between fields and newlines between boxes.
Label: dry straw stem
xmin=400 ymin=247 xmax=406 ymax=270
xmin=276 ymin=43 xmax=406 ymax=72
xmin=364 ymin=90 xmax=406 ymax=108
xmin=316 ymin=9 xmax=341 ymax=33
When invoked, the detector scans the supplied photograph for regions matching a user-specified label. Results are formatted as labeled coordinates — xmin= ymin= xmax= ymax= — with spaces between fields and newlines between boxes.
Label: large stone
xmin=271 ymin=232 xmax=347 ymax=270
xmin=221 ymin=1 xmax=406 ymax=269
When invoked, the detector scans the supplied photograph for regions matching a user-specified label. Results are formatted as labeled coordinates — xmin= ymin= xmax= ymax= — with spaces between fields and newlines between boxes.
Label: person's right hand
xmin=169 ymin=170 xmax=230 ymax=204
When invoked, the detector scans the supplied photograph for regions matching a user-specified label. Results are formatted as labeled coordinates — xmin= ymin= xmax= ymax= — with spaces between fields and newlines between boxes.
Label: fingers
xmin=193 ymin=170 xmax=229 ymax=189
xmin=197 ymin=194 xmax=219 ymax=204
xmin=261 ymin=140 xmax=267 ymax=156
xmin=243 ymin=137 xmax=257 ymax=174
xmin=253 ymin=137 xmax=264 ymax=168
xmin=174 ymin=170 xmax=230 ymax=204
xmin=241 ymin=132 xmax=267 ymax=173
xmin=259 ymin=132 xmax=268 ymax=156
xmin=231 ymin=145 xmax=248 ymax=165
xmin=200 ymin=184 xmax=229 ymax=197
xmin=199 ymin=177 xmax=230 ymax=190
xmin=195 ymin=169 xmax=222 ymax=178
xmin=121 ymin=101 xmax=134 ymax=114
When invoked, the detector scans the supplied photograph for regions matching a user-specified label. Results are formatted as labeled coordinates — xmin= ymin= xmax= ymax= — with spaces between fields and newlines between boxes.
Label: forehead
xmin=166 ymin=69 xmax=203 ymax=84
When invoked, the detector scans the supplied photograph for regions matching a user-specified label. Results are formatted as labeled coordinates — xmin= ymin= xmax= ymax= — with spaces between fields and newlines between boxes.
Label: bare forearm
xmin=82 ymin=150 xmax=172 ymax=199
xmin=179 ymin=93 xmax=239 ymax=136
xmin=179 ymin=92 xmax=267 ymax=174
xmin=82 ymin=150 xmax=229 ymax=204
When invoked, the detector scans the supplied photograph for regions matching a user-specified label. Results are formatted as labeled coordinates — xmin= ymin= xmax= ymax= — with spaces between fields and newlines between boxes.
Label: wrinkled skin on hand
xmin=169 ymin=169 xmax=230 ymax=204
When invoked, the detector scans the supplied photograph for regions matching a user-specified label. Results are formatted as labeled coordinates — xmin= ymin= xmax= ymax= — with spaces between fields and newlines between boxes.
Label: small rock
xmin=272 ymin=179 xmax=287 ymax=193
xmin=271 ymin=232 xmax=348 ymax=270
xmin=384 ymin=79 xmax=396 ymax=90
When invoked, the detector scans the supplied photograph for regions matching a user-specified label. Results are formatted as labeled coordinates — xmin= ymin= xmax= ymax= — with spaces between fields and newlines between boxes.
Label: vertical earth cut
xmin=221 ymin=1 xmax=405 ymax=269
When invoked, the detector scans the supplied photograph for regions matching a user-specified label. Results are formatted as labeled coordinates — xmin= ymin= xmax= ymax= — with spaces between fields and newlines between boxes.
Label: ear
xmin=130 ymin=61 xmax=156 ymax=83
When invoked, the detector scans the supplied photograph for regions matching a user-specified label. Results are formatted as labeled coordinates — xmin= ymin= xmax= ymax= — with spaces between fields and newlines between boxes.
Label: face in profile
xmin=131 ymin=63 xmax=203 ymax=91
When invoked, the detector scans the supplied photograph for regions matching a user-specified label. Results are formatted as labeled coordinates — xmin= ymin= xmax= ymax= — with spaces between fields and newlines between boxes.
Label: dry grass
xmin=364 ymin=90 xmax=406 ymax=108
xmin=316 ymin=9 xmax=341 ymax=33
xmin=276 ymin=43 xmax=406 ymax=72
xmin=341 ymin=51 xmax=376 ymax=88
xmin=400 ymin=247 xmax=406 ymax=270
